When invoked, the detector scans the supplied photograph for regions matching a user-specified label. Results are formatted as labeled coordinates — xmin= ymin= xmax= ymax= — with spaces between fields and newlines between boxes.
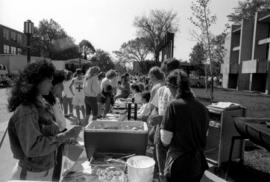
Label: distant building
xmin=0 ymin=24 xmax=25 ymax=55
xmin=221 ymin=11 xmax=270 ymax=94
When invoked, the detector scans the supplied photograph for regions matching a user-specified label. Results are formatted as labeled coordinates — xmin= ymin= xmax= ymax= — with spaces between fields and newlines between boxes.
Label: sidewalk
xmin=0 ymin=121 xmax=16 ymax=182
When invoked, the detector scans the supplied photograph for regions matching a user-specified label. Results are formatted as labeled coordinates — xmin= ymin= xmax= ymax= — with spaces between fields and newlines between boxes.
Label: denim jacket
xmin=8 ymin=100 xmax=61 ymax=172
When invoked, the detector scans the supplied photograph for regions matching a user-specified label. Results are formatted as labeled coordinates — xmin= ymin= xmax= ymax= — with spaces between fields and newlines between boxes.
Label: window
xmin=17 ymin=48 xmax=22 ymax=55
xmin=11 ymin=31 xmax=16 ymax=41
xmin=10 ymin=46 xmax=16 ymax=54
xmin=3 ymin=45 xmax=9 ymax=54
xmin=3 ymin=29 xmax=9 ymax=40
xmin=17 ymin=34 xmax=22 ymax=43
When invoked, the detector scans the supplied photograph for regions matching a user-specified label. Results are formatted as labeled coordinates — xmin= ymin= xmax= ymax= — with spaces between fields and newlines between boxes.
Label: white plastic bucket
xmin=126 ymin=155 xmax=155 ymax=182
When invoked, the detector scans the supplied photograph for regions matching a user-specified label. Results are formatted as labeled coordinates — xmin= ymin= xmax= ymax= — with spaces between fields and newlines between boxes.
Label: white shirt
xmin=52 ymin=98 xmax=66 ymax=131
xmin=152 ymin=85 xmax=174 ymax=115
xmin=63 ymin=80 xmax=73 ymax=98
xmin=150 ymin=82 xmax=163 ymax=104
xmin=138 ymin=103 xmax=151 ymax=118
xmin=83 ymin=76 xmax=101 ymax=97
xmin=72 ymin=77 xmax=84 ymax=97
xmin=100 ymin=77 xmax=111 ymax=91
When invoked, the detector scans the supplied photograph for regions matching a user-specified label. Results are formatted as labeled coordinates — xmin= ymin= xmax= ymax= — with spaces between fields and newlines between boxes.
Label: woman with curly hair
xmin=8 ymin=60 xmax=82 ymax=181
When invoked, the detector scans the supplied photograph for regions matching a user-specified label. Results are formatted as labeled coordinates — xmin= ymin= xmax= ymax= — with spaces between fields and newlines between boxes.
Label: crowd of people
xmin=7 ymin=58 xmax=209 ymax=182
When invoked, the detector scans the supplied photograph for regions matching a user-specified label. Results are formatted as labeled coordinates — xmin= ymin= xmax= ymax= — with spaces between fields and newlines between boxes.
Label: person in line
xmin=8 ymin=60 xmax=81 ymax=181
xmin=42 ymin=70 xmax=69 ymax=180
xmin=150 ymin=59 xmax=181 ymax=178
xmin=100 ymin=69 xmax=117 ymax=115
xmin=100 ymin=69 xmax=117 ymax=91
xmin=147 ymin=67 xmax=165 ymax=145
xmin=98 ymin=84 xmax=114 ymax=118
xmin=43 ymin=70 xmax=67 ymax=132
xmin=62 ymin=71 xmax=74 ymax=117
xmin=110 ymin=71 xmax=119 ymax=96
xmin=160 ymin=70 xmax=209 ymax=182
xmin=70 ymin=69 xmax=85 ymax=124
xmin=83 ymin=66 xmax=101 ymax=124
xmin=98 ymin=72 xmax=105 ymax=85
xmin=137 ymin=91 xmax=151 ymax=121
xmin=130 ymin=83 xmax=142 ymax=104
xmin=114 ymin=73 xmax=130 ymax=100
xmin=148 ymin=67 xmax=165 ymax=103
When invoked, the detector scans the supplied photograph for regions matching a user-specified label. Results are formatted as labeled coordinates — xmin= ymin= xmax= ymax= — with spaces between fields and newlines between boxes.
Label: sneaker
xmin=97 ymin=115 xmax=102 ymax=119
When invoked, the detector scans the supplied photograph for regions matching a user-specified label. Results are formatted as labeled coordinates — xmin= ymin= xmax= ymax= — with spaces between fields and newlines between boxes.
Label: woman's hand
xmin=56 ymin=126 xmax=82 ymax=143
xmin=65 ymin=126 xmax=82 ymax=139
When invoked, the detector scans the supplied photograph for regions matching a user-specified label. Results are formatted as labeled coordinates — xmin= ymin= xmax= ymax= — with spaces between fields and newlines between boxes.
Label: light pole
xmin=24 ymin=20 xmax=34 ymax=63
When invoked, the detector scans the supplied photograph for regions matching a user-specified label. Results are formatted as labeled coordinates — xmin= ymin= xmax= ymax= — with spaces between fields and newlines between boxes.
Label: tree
xmin=211 ymin=31 xmax=227 ymax=76
xmin=79 ymin=39 xmax=95 ymax=60
xmin=29 ymin=27 xmax=44 ymax=57
xmin=113 ymin=37 xmax=150 ymax=73
xmin=134 ymin=9 xmax=179 ymax=62
xmin=189 ymin=42 xmax=207 ymax=76
xmin=90 ymin=49 xmax=114 ymax=72
xmin=114 ymin=61 xmax=127 ymax=74
xmin=228 ymin=0 xmax=270 ymax=24
xmin=30 ymin=19 xmax=80 ymax=60
xmin=50 ymin=44 xmax=80 ymax=60
xmin=189 ymin=0 xmax=216 ymax=101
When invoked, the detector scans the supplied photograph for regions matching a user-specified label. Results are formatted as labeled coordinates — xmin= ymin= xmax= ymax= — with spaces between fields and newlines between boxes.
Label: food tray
xmin=84 ymin=121 xmax=148 ymax=159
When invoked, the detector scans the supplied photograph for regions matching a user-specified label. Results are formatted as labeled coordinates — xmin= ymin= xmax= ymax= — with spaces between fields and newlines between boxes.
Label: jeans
xmin=85 ymin=96 xmax=98 ymax=120
xmin=62 ymin=96 xmax=73 ymax=115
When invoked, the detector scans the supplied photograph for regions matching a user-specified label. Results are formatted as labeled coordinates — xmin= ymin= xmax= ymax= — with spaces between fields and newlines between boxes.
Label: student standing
xmin=70 ymin=69 xmax=85 ymax=124
xmin=43 ymin=70 xmax=67 ymax=132
xmin=83 ymin=66 xmax=101 ymax=124
xmin=62 ymin=71 xmax=73 ymax=117
xmin=160 ymin=70 xmax=209 ymax=182
xmin=131 ymin=84 xmax=142 ymax=104
xmin=114 ymin=73 xmax=130 ymax=100
xmin=8 ymin=60 xmax=81 ymax=181
xmin=100 ymin=70 xmax=117 ymax=116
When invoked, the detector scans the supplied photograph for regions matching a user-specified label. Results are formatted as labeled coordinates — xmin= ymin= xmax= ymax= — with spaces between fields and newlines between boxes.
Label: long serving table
xmin=234 ymin=117 xmax=270 ymax=151
xmin=59 ymin=99 xmax=148 ymax=182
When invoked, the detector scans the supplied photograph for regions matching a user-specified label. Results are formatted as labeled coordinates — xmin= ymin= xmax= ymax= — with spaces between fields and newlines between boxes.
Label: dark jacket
xmin=8 ymin=101 xmax=60 ymax=172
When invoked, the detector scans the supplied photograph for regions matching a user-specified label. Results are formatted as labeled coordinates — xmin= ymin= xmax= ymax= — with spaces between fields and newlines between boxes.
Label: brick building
xmin=0 ymin=24 xmax=25 ymax=55
xmin=221 ymin=11 xmax=270 ymax=94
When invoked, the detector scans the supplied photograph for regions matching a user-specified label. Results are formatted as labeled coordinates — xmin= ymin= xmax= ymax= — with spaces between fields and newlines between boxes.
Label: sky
xmin=0 ymin=0 xmax=239 ymax=61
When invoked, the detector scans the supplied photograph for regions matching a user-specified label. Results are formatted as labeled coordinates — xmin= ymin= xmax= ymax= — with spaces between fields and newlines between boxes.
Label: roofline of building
xmin=0 ymin=24 xmax=24 ymax=34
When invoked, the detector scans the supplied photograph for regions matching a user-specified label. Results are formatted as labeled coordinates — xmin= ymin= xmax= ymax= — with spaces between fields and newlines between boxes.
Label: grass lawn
xmin=193 ymin=88 xmax=270 ymax=117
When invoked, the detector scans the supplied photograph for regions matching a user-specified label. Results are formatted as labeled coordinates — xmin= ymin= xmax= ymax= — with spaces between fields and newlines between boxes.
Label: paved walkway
xmin=0 ymin=121 xmax=16 ymax=182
